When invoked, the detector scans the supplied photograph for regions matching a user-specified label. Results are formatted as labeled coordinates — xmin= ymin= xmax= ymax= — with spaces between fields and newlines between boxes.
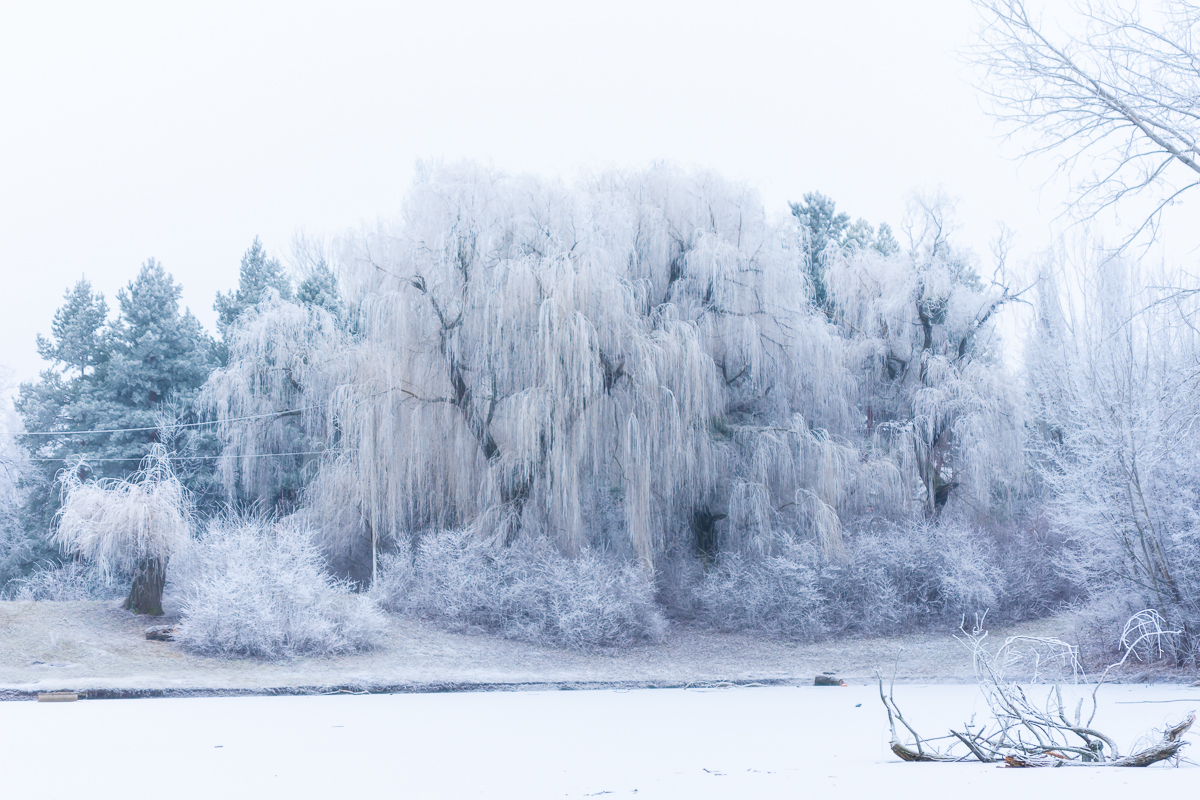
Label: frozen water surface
xmin=3 ymin=684 xmax=1198 ymax=799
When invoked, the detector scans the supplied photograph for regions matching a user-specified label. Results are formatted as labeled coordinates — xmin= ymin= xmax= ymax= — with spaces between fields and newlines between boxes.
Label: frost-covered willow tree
xmin=201 ymin=291 xmax=346 ymax=512
xmin=1028 ymin=245 xmax=1200 ymax=637
xmin=210 ymin=164 xmax=927 ymax=583
xmin=822 ymin=195 xmax=1027 ymax=518
xmin=54 ymin=445 xmax=191 ymax=615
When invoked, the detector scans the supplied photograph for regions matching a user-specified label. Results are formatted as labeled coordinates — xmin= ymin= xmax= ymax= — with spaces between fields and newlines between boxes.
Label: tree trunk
xmin=124 ymin=556 xmax=167 ymax=616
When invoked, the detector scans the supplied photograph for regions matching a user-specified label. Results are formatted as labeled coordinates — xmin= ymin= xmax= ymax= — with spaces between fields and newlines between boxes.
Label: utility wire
xmin=18 ymin=405 xmax=324 ymax=437
xmin=29 ymin=448 xmax=346 ymax=463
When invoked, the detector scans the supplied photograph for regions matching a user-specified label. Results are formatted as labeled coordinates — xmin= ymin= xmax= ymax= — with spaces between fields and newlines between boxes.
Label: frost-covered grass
xmin=174 ymin=516 xmax=387 ymax=658
xmin=376 ymin=531 xmax=666 ymax=650
xmin=1 ymin=685 xmax=1195 ymax=800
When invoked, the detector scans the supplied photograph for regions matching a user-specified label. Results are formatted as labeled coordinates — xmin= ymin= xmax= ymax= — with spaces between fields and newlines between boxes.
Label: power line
xmin=18 ymin=405 xmax=324 ymax=437
xmin=29 ymin=448 xmax=346 ymax=463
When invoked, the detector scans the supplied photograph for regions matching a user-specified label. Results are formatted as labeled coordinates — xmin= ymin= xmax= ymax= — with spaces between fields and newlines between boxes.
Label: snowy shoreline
xmin=3 ymin=600 xmax=1194 ymax=700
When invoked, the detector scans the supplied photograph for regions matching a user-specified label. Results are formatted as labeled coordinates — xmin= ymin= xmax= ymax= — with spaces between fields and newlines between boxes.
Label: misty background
xmin=2 ymin=0 xmax=1071 ymax=389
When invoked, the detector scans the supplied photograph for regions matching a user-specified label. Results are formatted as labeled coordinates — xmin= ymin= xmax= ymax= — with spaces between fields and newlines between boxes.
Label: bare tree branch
xmin=971 ymin=0 xmax=1200 ymax=247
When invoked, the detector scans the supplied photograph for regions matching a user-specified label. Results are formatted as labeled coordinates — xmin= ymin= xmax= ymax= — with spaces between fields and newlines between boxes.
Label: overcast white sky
xmin=0 ymin=0 xmax=1086 ymax=392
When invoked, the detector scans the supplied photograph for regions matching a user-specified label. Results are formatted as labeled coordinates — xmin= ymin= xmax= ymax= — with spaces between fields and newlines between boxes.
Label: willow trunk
xmin=124 ymin=556 xmax=168 ymax=616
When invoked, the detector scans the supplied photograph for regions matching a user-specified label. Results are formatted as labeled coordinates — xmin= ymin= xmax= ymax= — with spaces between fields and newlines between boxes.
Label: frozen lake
xmin=4 ymin=683 xmax=1198 ymax=799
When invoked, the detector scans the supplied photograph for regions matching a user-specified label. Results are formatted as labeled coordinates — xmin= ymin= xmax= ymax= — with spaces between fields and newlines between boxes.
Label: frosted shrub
xmin=820 ymin=520 xmax=1001 ymax=635
xmin=1070 ymin=596 xmax=1196 ymax=671
xmin=692 ymin=541 xmax=826 ymax=638
xmin=2 ymin=562 xmax=125 ymax=601
xmin=687 ymin=520 xmax=1002 ymax=639
xmin=987 ymin=510 xmax=1080 ymax=622
xmin=175 ymin=517 xmax=387 ymax=658
xmin=379 ymin=531 xmax=666 ymax=650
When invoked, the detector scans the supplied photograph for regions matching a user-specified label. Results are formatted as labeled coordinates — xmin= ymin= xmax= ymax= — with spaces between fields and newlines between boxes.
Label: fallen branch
xmin=878 ymin=612 xmax=1195 ymax=767
xmin=878 ymin=674 xmax=962 ymax=762
xmin=1003 ymin=714 xmax=1193 ymax=768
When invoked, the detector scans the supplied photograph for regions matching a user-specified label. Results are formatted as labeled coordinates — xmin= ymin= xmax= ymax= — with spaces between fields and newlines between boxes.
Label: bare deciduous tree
xmin=1027 ymin=246 xmax=1200 ymax=653
xmin=973 ymin=0 xmax=1200 ymax=243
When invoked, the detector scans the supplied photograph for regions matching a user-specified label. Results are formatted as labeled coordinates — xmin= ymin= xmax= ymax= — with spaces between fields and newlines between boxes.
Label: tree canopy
xmin=13 ymin=262 xmax=217 ymax=568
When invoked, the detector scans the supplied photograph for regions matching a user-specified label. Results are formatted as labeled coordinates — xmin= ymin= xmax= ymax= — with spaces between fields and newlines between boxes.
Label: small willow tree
xmin=54 ymin=445 xmax=191 ymax=615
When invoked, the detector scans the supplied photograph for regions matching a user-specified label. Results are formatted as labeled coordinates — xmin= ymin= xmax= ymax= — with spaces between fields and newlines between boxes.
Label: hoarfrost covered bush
xmin=820 ymin=517 xmax=1002 ymax=634
xmin=1 ymin=561 xmax=125 ymax=601
xmin=691 ymin=540 xmax=826 ymax=638
xmin=377 ymin=530 xmax=665 ymax=650
xmin=985 ymin=508 xmax=1080 ymax=622
xmin=175 ymin=516 xmax=387 ymax=658
xmin=687 ymin=518 xmax=1002 ymax=639
xmin=1066 ymin=593 xmax=1180 ymax=670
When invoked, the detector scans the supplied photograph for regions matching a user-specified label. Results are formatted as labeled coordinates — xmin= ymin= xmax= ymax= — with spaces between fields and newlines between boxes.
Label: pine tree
xmin=108 ymin=260 xmax=215 ymax=427
xmin=14 ymin=264 xmax=218 ymax=572
xmin=790 ymin=193 xmax=900 ymax=305
xmin=35 ymin=280 xmax=109 ymax=380
xmin=107 ymin=261 xmax=221 ymax=509
xmin=874 ymin=222 xmax=900 ymax=256
xmin=214 ymin=238 xmax=293 ymax=362
xmin=15 ymin=279 xmax=114 ymax=552
xmin=790 ymin=192 xmax=849 ymax=307
xmin=296 ymin=260 xmax=343 ymax=322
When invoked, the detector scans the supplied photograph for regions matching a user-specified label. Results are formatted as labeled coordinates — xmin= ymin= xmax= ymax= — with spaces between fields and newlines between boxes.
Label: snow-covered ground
xmin=4 ymin=683 xmax=1198 ymax=799
xmin=1 ymin=601 xmax=1102 ymax=695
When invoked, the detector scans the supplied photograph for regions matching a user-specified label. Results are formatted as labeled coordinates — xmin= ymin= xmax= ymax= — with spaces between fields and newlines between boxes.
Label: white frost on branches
xmin=206 ymin=164 xmax=1024 ymax=586
xmin=1027 ymin=244 xmax=1200 ymax=625
xmin=53 ymin=444 xmax=191 ymax=577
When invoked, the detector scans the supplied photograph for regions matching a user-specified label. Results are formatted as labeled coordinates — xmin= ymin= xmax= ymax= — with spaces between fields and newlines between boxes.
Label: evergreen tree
xmin=296 ymin=259 xmax=343 ymax=323
xmin=790 ymin=192 xmax=849 ymax=307
xmin=35 ymin=280 xmax=109 ymax=380
xmin=790 ymin=193 xmax=901 ymax=306
xmin=873 ymin=222 xmax=900 ymax=256
xmin=107 ymin=261 xmax=222 ymax=510
xmin=842 ymin=217 xmax=877 ymax=252
xmin=15 ymin=279 xmax=114 ymax=550
xmin=13 ymin=264 xmax=218 ymax=572
xmin=214 ymin=238 xmax=292 ymax=361
xmin=108 ymin=260 xmax=215 ymax=427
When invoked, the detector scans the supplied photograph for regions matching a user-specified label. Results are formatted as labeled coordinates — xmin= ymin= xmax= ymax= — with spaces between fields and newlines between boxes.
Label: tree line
xmin=0 ymin=0 xmax=1197 ymax=659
